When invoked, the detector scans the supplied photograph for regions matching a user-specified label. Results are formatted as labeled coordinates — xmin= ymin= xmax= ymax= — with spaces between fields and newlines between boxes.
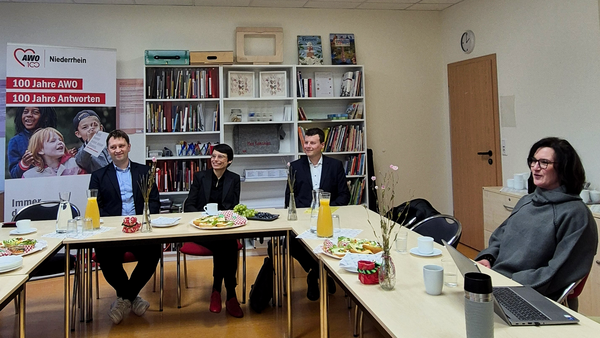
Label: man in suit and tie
xmin=284 ymin=127 xmax=350 ymax=300
xmin=89 ymin=130 xmax=160 ymax=325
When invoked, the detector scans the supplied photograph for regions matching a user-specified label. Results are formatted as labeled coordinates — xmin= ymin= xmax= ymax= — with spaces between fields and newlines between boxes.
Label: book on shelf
xmin=298 ymin=35 xmax=324 ymax=65
xmin=330 ymin=34 xmax=356 ymax=65
xmin=344 ymin=153 xmax=365 ymax=176
xmin=323 ymin=124 xmax=363 ymax=152
xmin=297 ymin=71 xmax=304 ymax=97
xmin=297 ymin=106 xmax=307 ymax=121
xmin=340 ymin=71 xmax=362 ymax=97
xmin=315 ymin=72 xmax=334 ymax=97
xmin=348 ymin=177 xmax=365 ymax=205
xmin=298 ymin=126 xmax=306 ymax=145
xmin=344 ymin=102 xmax=363 ymax=119
xmin=146 ymin=67 xmax=218 ymax=99
xmin=146 ymin=102 xmax=218 ymax=133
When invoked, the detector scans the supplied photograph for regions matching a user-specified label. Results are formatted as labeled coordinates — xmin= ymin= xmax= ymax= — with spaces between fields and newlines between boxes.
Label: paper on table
xmin=296 ymin=228 xmax=362 ymax=240
xmin=42 ymin=226 xmax=114 ymax=239
xmin=83 ymin=131 xmax=109 ymax=157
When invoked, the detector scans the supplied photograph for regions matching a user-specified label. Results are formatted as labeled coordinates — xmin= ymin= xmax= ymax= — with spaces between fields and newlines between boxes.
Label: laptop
xmin=442 ymin=240 xmax=579 ymax=326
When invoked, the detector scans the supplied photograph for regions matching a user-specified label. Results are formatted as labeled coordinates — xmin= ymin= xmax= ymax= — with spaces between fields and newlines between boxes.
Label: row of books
xmin=296 ymin=71 xmax=312 ymax=97
xmin=151 ymin=159 xmax=210 ymax=193
xmin=348 ymin=178 xmax=366 ymax=205
xmin=146 ymin=68 xmax=219 ymax=100
xmin=341 ymin=71 xmax=362 ymax=97
xmin=146 ymin=102 xmax=219 ymax=133
xmin=344 ymin=102 xmax=364 ymax=119
xmin=323 ymin=124 xmax=364 ymax=152
xmin=344 ymin=153 xmax=365 ymax=176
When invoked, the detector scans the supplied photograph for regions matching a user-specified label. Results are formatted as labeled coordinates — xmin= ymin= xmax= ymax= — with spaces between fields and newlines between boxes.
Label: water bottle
xmin=464 ymin=272 xmax=494 ymax=338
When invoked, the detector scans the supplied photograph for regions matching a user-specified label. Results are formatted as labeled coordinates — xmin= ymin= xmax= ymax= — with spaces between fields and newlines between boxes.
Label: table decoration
xmin=286 ymin=162 xmax=297 ymax=221
xmin=121 ymin=216 xmax=141 ymax=233
xmin=138 ymin=157 xmax=157 ymax=232
xmin=366 ymin=164 xmax=411 ymax=290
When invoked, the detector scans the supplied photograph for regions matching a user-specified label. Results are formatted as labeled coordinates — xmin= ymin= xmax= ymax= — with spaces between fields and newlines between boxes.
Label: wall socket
xmin=501 ymin=139 xmax=507 ymax=156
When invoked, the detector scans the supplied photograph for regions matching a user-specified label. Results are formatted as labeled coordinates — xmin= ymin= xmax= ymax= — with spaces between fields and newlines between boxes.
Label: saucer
xmin=409 ymin=247 xmax=442 ymax=257
xmin=9 ymin=228 xmax=37 ymax=236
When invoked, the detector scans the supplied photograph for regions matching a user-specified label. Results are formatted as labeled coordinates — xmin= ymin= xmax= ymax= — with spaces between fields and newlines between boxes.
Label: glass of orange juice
xmin=317 ymin=192 xmax=333 ymax=238
xmin=85 ymin=189 xmax=101 ymax=229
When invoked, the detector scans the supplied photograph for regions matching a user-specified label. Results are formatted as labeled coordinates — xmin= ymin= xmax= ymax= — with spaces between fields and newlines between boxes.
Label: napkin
xmin=339 ymin=252 xmax=383 ymax=273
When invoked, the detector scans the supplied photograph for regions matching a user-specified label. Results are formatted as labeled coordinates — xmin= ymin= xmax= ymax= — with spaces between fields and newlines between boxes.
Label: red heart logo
xmin=14 ymin=48 xmax=36 ymax=67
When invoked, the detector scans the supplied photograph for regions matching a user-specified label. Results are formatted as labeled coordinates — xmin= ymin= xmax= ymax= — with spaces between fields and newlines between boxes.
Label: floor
xmin=0 ymin=244 xmax=480 ymax=338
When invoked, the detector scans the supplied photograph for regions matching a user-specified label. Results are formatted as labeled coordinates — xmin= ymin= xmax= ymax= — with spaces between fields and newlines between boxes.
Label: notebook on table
xmin=442 ymin=240 xmax=579 ymax=326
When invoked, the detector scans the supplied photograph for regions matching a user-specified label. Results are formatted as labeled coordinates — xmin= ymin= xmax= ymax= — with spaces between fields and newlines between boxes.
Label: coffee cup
xmin=16 ymin=219 xmax=32 ymax=232
xmin=513 ymin=174 xmax=525 ymax=190
xmin=417 ymin=236 xmax=434 ymax=254
xmin=589 ymin=190 xmax=600 ymax=204
xmin=580 ymin=190 xmax=591 ymax=204
xmin=204 ymin=203 xmax=219 ymax=216
xmin=506 ymin=179 xmax=514 ymax=189
xmin=423 ymin=264 xmax=444 ymax=295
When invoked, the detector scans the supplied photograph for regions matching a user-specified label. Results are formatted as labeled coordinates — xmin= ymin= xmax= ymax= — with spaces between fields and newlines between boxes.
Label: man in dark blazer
xmin=184 ymin=144 xmax=244 ymax=318
xmin=284 ymin=127 xmax=350 ymax=300
xmin=89 ymin=130 xmax=160 ymax=325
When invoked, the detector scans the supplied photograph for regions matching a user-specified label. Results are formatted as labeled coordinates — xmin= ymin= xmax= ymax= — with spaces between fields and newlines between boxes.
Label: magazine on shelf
xmin=315 ymin=72 xmax=334 ymax=97
xmin=298 ymin=35 xmax=324 ymax=65
xmin=330 ymin=34 xmax=356 ymax=65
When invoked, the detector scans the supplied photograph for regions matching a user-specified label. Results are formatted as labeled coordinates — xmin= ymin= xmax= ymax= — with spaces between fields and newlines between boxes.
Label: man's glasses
xmin=528 ymin=157 xmax=555 ymax=169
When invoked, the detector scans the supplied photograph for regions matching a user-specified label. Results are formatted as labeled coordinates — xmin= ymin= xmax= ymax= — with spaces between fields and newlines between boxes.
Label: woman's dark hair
xmin=14 ymin=106 xmax=58 ymax=133
xmin=212 ymin=143 xmax=234 ymax=167
xmin=527 ymin=137 xmax=585 ymax=195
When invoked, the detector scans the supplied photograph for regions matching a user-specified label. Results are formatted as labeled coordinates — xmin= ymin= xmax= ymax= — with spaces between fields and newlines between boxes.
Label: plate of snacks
xmin=321 ymin=236 xmax=383 ymax=259
xmin=190 ymin=211 xmax=247 ymax=230
xmin=233 ymin=204 xmax=279 ymax=221
xmin=1 ymin=238 xmax=47 ymax=256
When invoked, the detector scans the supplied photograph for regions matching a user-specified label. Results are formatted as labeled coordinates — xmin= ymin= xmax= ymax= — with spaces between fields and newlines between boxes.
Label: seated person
xmin=89 ymin=130 xmax=161 ymax=325
xmin=281 ymin=127 xmax=350 ymax=301
xmin=23 ymin=127 xmax=85 ymax=178
xmin=184 ymin=144 xmax=243 ymax=318
xmin=476 ymin=137 xmax=598 ymax=303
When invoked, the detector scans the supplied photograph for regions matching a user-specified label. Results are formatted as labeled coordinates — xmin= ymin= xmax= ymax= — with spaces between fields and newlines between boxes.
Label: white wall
xmin=441 ymin=0 xmax=600 ymax=191
xmin=0 ymin=3 xmax=450 ymax=212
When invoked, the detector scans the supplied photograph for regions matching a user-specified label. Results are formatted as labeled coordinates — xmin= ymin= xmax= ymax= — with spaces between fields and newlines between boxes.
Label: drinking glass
xmin=66 ymin=219 xmax=77 ymax=237
xmin=395 ymin=229 xmax=408 ymax=253
xmin=82 ymin=217 xmax=93 ymax=235
xmin=442 ymin=258 xmax=458 ymax=287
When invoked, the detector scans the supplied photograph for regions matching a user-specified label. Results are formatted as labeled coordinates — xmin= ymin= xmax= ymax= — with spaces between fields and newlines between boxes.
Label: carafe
xmin=56 ymin=191 xmax=72 ymax=234
xmin=310 ymin=189 xmax=322 ymax=228
xmin=316 ymin=191 xmax=333 ymax=238
xmin=85 ymin=189 xmax=101 ymax=229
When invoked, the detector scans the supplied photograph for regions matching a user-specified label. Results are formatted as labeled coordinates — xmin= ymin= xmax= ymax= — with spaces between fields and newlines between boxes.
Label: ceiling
xmin=0 ymin=0 xmax=465 ymax=11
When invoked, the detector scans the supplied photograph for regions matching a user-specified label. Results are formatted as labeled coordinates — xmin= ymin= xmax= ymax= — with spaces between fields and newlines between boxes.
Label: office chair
xmin=557 ymin=274 xmax=589 ymax=311
xmin=411 ymin=214 xmax=462 ymax=248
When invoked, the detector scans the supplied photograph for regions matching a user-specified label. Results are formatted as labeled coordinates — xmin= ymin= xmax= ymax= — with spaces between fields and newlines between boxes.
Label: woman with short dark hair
xmin=476 ymin=137 xmax=597 ymax=305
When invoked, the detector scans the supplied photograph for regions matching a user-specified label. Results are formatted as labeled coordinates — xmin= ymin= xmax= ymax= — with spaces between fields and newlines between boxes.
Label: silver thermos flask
xmin=464 ymin=272 xmax=494 ymax=338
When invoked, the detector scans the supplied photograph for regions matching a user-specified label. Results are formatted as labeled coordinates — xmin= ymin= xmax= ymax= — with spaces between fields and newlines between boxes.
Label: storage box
xmin=190 ymin=51 xmax=234 ymax=65
xmin=233 ymin=125 xmax=281 ymax=154
xmin=145 ymin=50 xmax=190 ymax=65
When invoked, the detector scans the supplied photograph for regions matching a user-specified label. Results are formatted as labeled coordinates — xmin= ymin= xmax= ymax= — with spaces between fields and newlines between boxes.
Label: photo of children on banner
xmin=8 ymin=106 xmax=58 ymax=178
xmin=22 ymin=127 xmax=86 ymax=178
xmin=73 ymin=109 xmax=111 ymax=173
xmin=175 ymin=141 xmax=214 ymax=157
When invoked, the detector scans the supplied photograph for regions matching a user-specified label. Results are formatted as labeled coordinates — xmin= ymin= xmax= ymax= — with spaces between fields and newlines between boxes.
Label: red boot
xmin=226 ymin=297 xmax=244 ymax=318
xmin=210 ymin=290 xmax=222 ymax=313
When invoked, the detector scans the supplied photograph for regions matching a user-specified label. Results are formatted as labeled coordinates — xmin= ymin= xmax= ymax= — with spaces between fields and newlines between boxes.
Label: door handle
xmin=477 ymin=150 xmax=493 ymax=156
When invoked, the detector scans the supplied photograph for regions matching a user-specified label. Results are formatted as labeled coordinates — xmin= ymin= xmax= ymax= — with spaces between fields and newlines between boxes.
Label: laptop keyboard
xmin=493 ymin=288 xmax=551 ymax=322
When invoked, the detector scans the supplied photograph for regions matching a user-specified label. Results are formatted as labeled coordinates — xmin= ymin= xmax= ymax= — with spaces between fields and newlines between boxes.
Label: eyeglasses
xmin=528 ymin=157 xmax=555 ymax=169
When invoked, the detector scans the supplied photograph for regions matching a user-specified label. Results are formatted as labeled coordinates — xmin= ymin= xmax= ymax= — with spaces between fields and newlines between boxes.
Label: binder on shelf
xmin=145 ymin=50 xmax=190 ymax=65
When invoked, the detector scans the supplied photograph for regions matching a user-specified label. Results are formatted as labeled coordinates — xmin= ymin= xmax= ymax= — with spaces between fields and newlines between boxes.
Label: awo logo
xmin=14 ymin=48 xmax=41 ymax=68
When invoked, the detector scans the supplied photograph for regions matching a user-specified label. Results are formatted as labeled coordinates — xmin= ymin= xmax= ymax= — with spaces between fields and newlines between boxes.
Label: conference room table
xmin=0 ymin=227 xmax=64 ymax=338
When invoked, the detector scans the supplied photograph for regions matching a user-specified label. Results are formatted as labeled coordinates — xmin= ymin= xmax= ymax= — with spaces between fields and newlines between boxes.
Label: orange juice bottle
xmin=85 ymin=189 xmax=101 ymax=229
xmin=317 ymin=192 xmax=333 ymax=238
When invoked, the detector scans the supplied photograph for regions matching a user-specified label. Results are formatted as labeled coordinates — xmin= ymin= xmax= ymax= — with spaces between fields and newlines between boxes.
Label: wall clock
xmin=461 ymin=30 xmax=475 ymax=54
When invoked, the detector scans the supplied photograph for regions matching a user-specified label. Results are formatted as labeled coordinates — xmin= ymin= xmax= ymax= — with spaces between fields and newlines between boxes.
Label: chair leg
xmin=95 ymin=262 xmax=99 ymax=300
xmin=183 ymin=253 xmax=189 ymax=289
xmin=177 ymin=243 xmax=181 ymax=309
xmin=242 ymin=240 xmax=247 ymax=304
xmin=71 ymin=264 xmax=79 ymax=331
xmin=353 ymin=305 xmax=360 ymax=337
xmin=159 ymin=248 xmax=164 ymax=312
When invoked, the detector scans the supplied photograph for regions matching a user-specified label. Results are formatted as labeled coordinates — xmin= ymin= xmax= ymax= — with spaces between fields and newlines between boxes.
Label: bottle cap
xmin=464 ymin=272 xmax=492 ymax=294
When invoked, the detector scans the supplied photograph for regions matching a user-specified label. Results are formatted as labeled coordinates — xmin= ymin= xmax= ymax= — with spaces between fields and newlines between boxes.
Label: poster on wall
xmin=5 ymin=43 xmax=116 ymax=221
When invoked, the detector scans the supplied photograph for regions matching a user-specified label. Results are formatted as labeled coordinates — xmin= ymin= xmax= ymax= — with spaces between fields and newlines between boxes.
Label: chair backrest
xmin=12 ymin=201 xmax=80 ymax=222
xmin=557 ymin=274 xmax=589 ymax=306
xmin=390 ymin=198 xmax=440 ymax=229
xmin=411 ymin=214 xmax=462 ymax=248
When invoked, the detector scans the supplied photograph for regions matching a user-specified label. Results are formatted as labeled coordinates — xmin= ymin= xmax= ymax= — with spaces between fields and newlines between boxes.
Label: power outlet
xmin=501 ymin=139 xmax=507 ymax=156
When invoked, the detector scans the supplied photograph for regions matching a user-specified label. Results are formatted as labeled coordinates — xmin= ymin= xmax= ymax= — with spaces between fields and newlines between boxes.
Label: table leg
xmin=286 ymin=231 xmax=292 ymax=338
xmin=177 ymin=244 xmax=181 ymax=309
xmin=19 ymin=284 xmax=25 ymax=338
xmin=159 ymin=247 xmax=164 ymax=311
xmin=272 ymin=236 xmax=279 ymax=308
xmin=64 ymin=243 xmax=70 ymax=338
xmin=277 ymin=236 xmax=283 ymax=307
xmin=319 ymin=260 xmax=329 ymax=338
xmin=87 ymin=249 xmax=93 ymax=322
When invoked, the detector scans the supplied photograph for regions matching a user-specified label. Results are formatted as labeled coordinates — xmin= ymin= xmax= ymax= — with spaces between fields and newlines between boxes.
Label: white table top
xmin=0 ymin=227 xmax=64 ymax=277
xmin=0 ymin=274 xmax=27 ymax=306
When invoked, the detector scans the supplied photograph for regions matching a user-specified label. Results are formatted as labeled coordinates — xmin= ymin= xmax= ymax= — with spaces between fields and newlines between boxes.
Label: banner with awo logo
xmin=5 ymin=43 xmax=117 ymax=221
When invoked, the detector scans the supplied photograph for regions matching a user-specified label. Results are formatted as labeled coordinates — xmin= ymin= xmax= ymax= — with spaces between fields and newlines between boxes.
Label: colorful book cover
xmin=330 ymin=34 xmax=356 ymax=65
xmin=297 ymin=35 xmax=324 ymax=65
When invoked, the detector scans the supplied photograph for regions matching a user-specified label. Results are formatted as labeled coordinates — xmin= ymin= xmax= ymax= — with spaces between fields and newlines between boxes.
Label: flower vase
xmin=378 ymin=253 xmax=396 ymax=290
xmin=141 ymin=200 xmax=152 ymax=233
xmin=288 ymin=193 xmax=298 ymax=221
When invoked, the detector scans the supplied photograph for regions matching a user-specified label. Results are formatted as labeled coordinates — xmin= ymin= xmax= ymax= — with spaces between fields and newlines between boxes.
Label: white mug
xmin=204 ymin=203 xmax=219 ymax=216
xmin=423 ymin=264 xmax=444 ymax=295
xmin=506 ymin=178 xmax=514 ymax=189
xmin=590 ymin=190 xmax=600 ymax=204
xmin=580 ymin=190 xmax=591 ymax=204
xmin=16 ymin=219 xmax=32 ymax=232
xmin=513 ymin=174 xmax=525 ymax=190
xmin=417 ymin=236 xmax=434 ymax=254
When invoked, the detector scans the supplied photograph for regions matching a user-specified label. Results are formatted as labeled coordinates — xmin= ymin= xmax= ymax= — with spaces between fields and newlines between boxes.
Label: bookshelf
xmin=144 ymin=63 xmax=367 ymax=209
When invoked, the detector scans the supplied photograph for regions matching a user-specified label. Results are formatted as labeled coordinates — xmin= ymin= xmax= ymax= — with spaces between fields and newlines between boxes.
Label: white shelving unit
xmin=143 ymin=64 xmax=367 ymax=209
